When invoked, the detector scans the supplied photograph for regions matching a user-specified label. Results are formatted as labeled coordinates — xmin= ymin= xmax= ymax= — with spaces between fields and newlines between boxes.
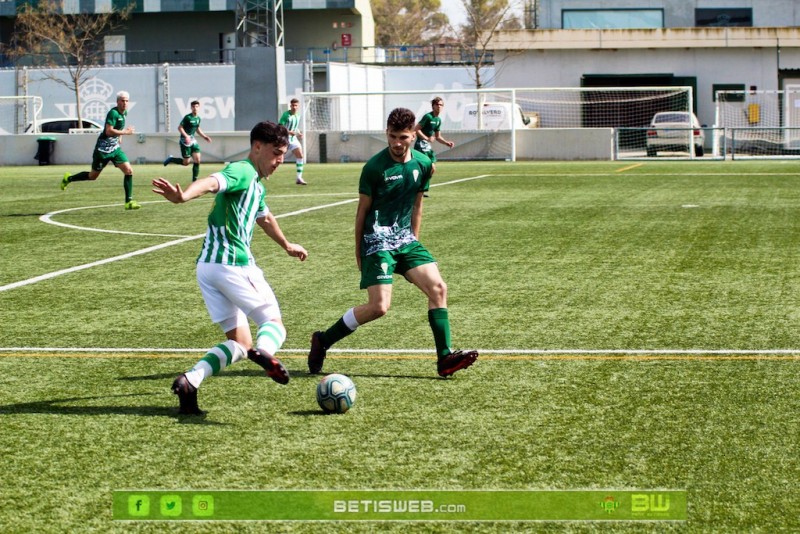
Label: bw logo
xmin=631 ymin=494 xmax=670 ymax=513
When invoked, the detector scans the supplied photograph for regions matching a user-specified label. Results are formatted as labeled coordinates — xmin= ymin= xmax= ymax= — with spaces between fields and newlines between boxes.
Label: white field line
xmin=1 ymin=347 xmax=799 ymax=355
xmin=1 ymin=175 xmax=493 ymax=293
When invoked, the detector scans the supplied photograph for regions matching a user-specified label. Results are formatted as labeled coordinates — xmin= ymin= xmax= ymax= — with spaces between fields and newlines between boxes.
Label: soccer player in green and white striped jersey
xmin=163 ymin=100 xmax=212 ymax=182
xmin=152 ymin=121 xmax=308 ymax=415
xmin=278 ymin=98 xmax=307 ymax=185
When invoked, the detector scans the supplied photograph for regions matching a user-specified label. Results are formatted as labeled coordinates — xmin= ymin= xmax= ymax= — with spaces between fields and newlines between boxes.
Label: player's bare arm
xmin=354 ymin=193 xmax=372 ymax=270
xmin=411 ymin=192 xmax=424 ymax=238
xmin=151 ymin=175 xmax=219 ymax=203
xmin=106 ymin=123 xmax=134 ymax=137
xmin=435 ymin=131 xmax=455 ymax=148
xmin=256 ymin=213 xmax=308 ymax=261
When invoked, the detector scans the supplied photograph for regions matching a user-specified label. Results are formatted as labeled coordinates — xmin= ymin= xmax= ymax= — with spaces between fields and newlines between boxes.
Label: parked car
xmin=646 ymin=112 xmax=705 ymax=157
xmin=25 ymin=117 xmax=102 ymax=134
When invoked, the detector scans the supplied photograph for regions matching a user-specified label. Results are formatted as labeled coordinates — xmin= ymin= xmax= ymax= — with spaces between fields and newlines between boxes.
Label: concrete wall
xmin=539 ymin=0 xmax=800 ymax=29
xmin=0 ymin=128 xmax=615 ymax=166
xmin=515 ymin=128 xmax=614 ymax=160
xmin=493 ymin=46 xmax=779 ymax=128
xmin=0 ymin=133 xmax=251 ymax=167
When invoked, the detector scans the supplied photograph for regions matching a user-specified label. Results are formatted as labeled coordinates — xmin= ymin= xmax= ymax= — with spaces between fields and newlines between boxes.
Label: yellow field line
xmin=1 ymin=352 xmax=798 ymax=361
xmin=616 ymin=163 xmax=644 ymax=173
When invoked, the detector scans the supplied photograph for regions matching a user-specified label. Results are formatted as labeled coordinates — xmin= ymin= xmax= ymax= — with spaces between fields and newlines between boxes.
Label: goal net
xmin=715 ymin=89 xmax=800 ymax=158
xmin=301 ymin=89 xmax=518 ymax=162
xmin=0 ymin=96 xmax=43 ymax=135
xmin=301 ymin=87 xmax=692 ymax=162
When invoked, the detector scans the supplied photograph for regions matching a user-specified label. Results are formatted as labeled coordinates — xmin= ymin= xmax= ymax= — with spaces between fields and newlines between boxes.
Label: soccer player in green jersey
xmin=152 ymin=121 xmax=309 ymax=415
xmin=307 ymin=107 xmax=478 ymax=378
xmin=414 ymin=96 xmax=455 ymax=174
xmin=60 ymin=91 xmax=141 ymax=210
xmin=278 ymin=98 xmax=307 ymax=185
xmin=163 ymin=100 xmax=212 ymax=182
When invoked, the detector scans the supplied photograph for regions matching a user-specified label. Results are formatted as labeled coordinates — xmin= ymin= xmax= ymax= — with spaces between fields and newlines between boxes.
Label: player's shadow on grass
xmin=341 ymin=372 xmax=441 ymax=381
xmin=120 ymin=369 xmax=317 ymax=382
xmin=0 ymin=393 xmax=225 ymax=424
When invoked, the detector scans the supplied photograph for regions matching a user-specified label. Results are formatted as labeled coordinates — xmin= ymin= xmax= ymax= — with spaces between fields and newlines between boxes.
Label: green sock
xmin=322 ymin=317 xmax=354 ymax=348
xmin=192 ymin=163 xmax=200 ymax=181
xmin=68 ymin=171 xmax=90 ymax=182
xmin=428 ymin=308 xmax=452 ymax=359
xmin=123 ymin=174 xmax=133 ymax=203
xmin=167 ymin=157 xmax=182 ymax=165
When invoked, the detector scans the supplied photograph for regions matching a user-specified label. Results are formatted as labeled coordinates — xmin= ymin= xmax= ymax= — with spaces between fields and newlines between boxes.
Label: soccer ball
xmin=316 ymin=374 xmax=357 ymax=414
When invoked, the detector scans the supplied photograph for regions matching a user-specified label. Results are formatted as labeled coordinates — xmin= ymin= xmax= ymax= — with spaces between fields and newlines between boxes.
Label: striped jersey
xmin=197 ymin=159 xmax=268 ymax=266
xmin=279 ymin=110 xmax=300 ymax=142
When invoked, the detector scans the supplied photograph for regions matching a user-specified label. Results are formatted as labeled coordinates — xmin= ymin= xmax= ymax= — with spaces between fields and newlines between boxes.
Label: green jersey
xmin=358 ymin=148 xmax=432 ymax=256
xmin=179 ymin=113 xmax=201 ymax=146
xmin=197 ymin=159 xmax=267 ymax=266
xmin=96 ymin=107 xmax=126 ymax=154
xmin=279 ymin=110 xmax=300 ymax=141
xmin=414 ymin=112 xmax=441 ymax=152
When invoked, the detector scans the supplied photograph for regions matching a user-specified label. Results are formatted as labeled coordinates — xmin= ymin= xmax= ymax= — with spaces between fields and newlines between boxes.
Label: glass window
xmin=563 ymin=9 xmax=663 ymax=29
xmin=696 ymin=8 xmax=752 ymax=27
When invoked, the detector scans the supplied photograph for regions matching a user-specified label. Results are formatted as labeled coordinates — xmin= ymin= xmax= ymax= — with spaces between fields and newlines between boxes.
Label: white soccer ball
xmin=316 ymin=374 xmax=357 ymax=414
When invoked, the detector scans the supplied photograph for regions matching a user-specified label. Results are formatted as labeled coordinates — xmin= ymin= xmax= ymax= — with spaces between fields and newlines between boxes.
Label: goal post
xmin=716 ymin=89 xmax=800 ymax=159
xmin=301 ymin=88 xmax=519 ymax=162
xmin=0 ymin=96 xmax=43 ymax=135
xmin=301 ymin=87 xmax=693 ymax=162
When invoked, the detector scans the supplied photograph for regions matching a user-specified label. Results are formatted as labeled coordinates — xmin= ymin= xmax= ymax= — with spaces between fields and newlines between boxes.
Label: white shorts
xmin=288 ymin=139 xmax=302 ymax=152
xmin=196 ymin=261 xmax=281 ymax=329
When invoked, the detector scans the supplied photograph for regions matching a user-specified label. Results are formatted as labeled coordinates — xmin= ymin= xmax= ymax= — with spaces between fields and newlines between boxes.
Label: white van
xmin=462 ymin=102 xmax=536 ymax=130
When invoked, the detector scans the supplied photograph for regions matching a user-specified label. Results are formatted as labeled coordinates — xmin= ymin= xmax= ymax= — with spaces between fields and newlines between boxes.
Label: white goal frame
xmin=301 ymin=87 xmax=694 ymax=162
xmin=0 ymin=96 xmax=43 ymax=135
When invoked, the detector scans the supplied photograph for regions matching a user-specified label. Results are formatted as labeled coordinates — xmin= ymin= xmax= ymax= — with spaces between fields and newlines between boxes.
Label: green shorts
xmin=360 ymin=241 xmax=436 ymax=289
xmin=91 ymin=147 xmax=129 ymax=172
xmin=414 ymin=140 xmax=436 ymax=163
xmin=180 ymin=142 xmax=200 ymax=159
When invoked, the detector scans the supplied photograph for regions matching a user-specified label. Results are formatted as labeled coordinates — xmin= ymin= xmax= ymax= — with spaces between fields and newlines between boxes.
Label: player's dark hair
xmin=191 ymin=100 xmax=200 ymax=106
xmin=290 ymin=98 xmax=299 ymax=104
xmin=250 ymin=121 xmax=289 ymax=148
xmin=387 ymin=108 xmax=416 ymax=131
xmin=431 ymin=97 xmax=443 ymax=106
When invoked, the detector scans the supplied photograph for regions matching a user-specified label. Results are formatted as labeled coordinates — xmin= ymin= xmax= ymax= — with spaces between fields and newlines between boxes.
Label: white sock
xmin=184 ymin=340 xmax=246 ymax=388
xmin=256 ymin=321 xmax=287 ymax=357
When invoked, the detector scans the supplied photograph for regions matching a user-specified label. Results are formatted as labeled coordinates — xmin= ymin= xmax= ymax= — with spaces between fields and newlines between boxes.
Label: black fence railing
xmin=3 ymin=45 xmax=492 ymax=68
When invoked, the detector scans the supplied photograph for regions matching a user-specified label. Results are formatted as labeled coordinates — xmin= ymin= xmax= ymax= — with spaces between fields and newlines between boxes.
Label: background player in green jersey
xmin=163 ymin=100 xmax=212 ymax=182
xmin=414 ymin=96 xmax=455 ymax=174
xmin=152 ymin=121 xmax=309 ymax=415
xmin=307 ymin=107 xmax=478 ymax=378
xmin=278 ymin=98 xmax=307 ymax=185
xmin=60 ymin=91 xmax=140 ymax=210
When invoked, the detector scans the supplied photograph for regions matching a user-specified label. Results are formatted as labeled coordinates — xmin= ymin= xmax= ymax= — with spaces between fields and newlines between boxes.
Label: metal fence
xmin=12 ymin=45 xmax=493 ymax=68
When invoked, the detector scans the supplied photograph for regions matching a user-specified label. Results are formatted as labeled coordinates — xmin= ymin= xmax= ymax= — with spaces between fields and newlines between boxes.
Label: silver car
xmin=646 ymin=112 xmax=705 ymax=157
xmin=25 ymin=117 xmax=103 ymax=134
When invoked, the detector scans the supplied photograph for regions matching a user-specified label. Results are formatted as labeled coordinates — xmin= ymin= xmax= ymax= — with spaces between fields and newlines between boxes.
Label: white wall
xmin=493 ymin=46 xmax=780 ymax=128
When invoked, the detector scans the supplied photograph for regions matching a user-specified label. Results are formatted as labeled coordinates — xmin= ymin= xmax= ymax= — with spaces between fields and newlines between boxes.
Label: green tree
xmin=372 ymin=0 xmax=450 ymax=47
xmin=4 ymin=0 xmax=133 ymax=127
xmin=456 ymin=0 xmax=523 ymax=88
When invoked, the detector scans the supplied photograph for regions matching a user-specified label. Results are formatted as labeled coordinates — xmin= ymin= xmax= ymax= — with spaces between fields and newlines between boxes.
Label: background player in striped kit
xmin=152 ymin=121 xmax=308 ymax=415
xmin=278 ymin=98 xmax=307 ymax=185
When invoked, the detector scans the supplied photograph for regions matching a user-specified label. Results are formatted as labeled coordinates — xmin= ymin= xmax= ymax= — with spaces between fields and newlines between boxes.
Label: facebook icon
xmin=128 ymin=495 xmax=150 ymax=516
